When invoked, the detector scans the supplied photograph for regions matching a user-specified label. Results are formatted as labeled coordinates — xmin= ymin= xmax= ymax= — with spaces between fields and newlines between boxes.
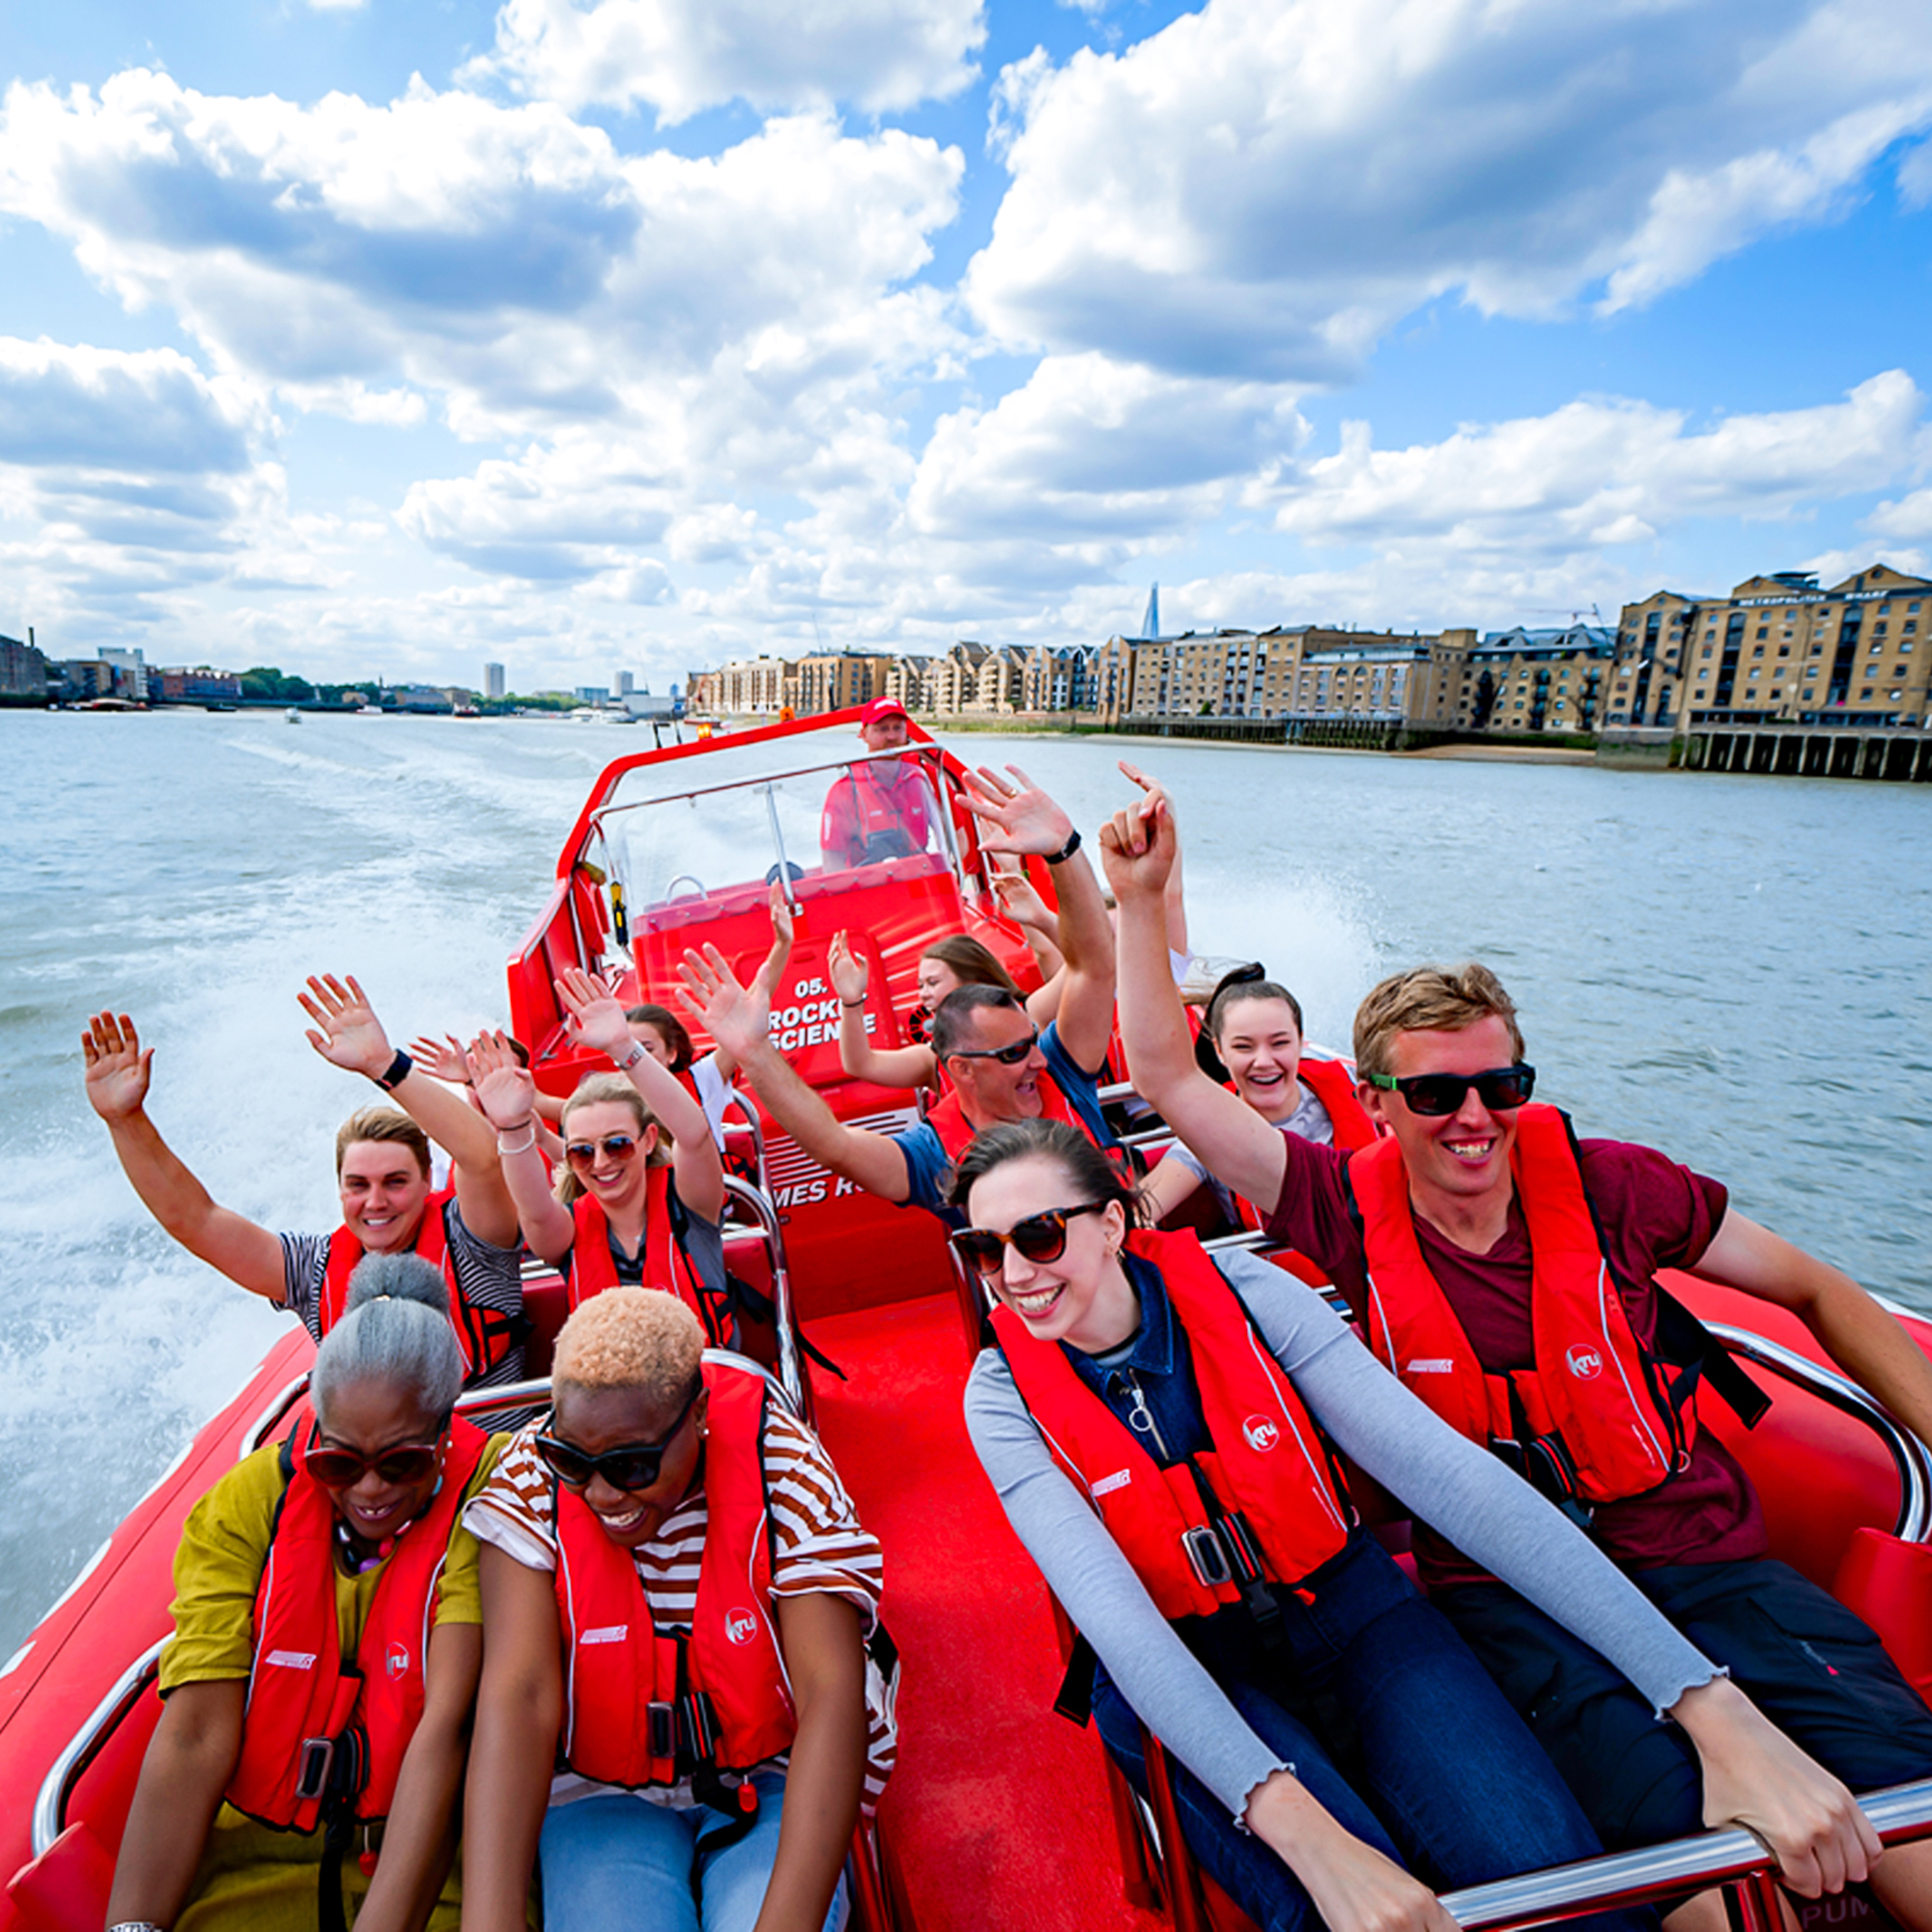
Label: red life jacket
xmin=226 ymin=1417 xmax=489 ymax=1832
xmin=924 ymin=1069 xmax=1099 ymax=1165
xmin=564 ymin=1168 xmax=728 ymax=1345
xmin=822 ymin=762 xmax=927 ymax=865
xmin=1295 ymin=1058 xmax=1379 ymax=1153
xmin=554 ymin=1358 xmax=796 ymax=1787
xmin=993 ymin=1229 xmax=1352 ymax=1621
xmin=1350 ymin=1103 xmax=1691 ymax=1506
xmin=320 ymin=1190 xmax=518 ymax=1385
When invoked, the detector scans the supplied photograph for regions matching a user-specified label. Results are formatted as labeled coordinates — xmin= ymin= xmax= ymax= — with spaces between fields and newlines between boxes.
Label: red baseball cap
xmin=861 ymin=696 xmax=910 ymax=726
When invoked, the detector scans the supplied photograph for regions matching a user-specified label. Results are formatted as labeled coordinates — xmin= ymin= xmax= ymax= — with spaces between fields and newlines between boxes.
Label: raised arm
xmin=993 ymin=867 xmax=1068 ymax=993
xmin=676 ymin=943 xmax=912 ymax=1204
xmin=1100 ymin=805 xmax=1290 ymax=1214
xmin=462 ymin=1546 xmax=562 ymax=1932
xmin=556 ymin=967 xmax=724 ymax=1224
xmin=470 ymin=1033 xmax=575 ymax=1265
xmin=758 ymin=1592 xmax=867 ymax=1932
xmin=964 ymin=765 xmax=1115 ymax=1075
xmin=82 ymin=1010 xmax=285 ymax=1300
xmin=829 ymin=930 xmax=938 ymax=1092
xmin=353 ymin=1621 xmax=482 ymax=1932
xmin=299 ymin=974 xmax=519 ymax=1249
xmin=713 ymin=882 xmax=797 ymax=1085
xmin=1119 ymin=761 xmax=1189 ymax=958
xmin=1692 ymin=1209 xmax=1932 ymax=1447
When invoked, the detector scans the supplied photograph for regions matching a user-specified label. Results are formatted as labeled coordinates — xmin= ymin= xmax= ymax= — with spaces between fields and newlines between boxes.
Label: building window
xmin=1701 ymin=644 xmax=1714 ymax=657
xmin=1756 ymin=626 xmax=1769 ymax=639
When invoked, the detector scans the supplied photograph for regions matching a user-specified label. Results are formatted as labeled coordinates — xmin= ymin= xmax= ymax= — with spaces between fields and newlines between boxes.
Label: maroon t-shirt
xmin=1262 ymin=1132 xmax=1768 ymax=1589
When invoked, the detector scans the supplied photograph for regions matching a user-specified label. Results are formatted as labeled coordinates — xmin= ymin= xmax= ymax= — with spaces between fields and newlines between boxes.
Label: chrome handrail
xmin=1441 ymin=1777 xmax=1932 ymax=1929
xmin=721 ymin=1174 xmax=805 ymax=1416
xmin=30 ymin=1639 xmax=164 ymax=1858
xmin=239 ymin=1371 xmax=317 ymax=1459
xmin=589 ymin=743 xmax=952 ymax=826
xmin=1702 ymin=1321 xmax=1932 ymax=1543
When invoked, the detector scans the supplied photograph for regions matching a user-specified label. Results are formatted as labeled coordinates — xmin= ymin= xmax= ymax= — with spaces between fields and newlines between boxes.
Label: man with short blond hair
xmin=1103 ymin=791 xmax=1932 ymax=1925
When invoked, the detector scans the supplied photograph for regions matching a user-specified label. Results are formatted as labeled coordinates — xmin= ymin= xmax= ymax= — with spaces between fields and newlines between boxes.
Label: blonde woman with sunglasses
xmin=105 ymin=1256 xmax=508 ymax=1932
xmin=472 ymin=969 xmax=731 ymax=1345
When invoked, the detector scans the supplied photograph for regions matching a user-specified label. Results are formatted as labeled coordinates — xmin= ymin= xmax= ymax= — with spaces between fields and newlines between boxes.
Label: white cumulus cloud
xmin=1268 ymin=372 xmax=1925 ymax=556
xmin=967 ymin=0 xmax=1932 ymax=380
xmin=465 ymin=0 xmax=985 ymax=122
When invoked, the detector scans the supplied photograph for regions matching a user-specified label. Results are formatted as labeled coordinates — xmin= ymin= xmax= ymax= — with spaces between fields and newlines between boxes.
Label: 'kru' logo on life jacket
xmin=1566 ymin=1345 xmax=1604 ymax=1381
xmin=1242 ymin=1415 xmax=1280 ymax=1453
xmin=724 ymin=1607 xmax=759 ymax=1646
xmin=385 ymin=1641 xmax=411 ymax=1681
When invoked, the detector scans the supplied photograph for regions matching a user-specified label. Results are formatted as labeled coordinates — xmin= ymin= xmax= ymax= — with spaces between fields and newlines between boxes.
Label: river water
xmin=3 ymin=708 xmax=1928 ymax=1657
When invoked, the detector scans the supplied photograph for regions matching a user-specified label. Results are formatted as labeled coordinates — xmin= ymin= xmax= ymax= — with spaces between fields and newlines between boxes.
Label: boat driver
xmin=818 ymin=696 xmax=936 ymax=870
xmin=81 ymin=974 xmax=528 ymax=1396
xmin=1103 ymin=792 xmax=1932 ymax=1931
xmin=682 ymin=766 xmax=1121 ymax=1225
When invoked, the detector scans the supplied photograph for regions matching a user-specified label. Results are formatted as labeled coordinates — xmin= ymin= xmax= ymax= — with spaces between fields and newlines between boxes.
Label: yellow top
xmin=160 ymin=1431 xmax=503 ymax=1694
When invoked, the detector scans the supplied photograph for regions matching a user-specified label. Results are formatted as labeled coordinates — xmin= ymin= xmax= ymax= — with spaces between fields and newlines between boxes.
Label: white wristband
xmin=615 ymin=1040 xmax=646 ymax=1070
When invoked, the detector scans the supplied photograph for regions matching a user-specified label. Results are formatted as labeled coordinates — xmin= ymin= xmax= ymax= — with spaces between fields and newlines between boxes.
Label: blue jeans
xmin=1093 ymin=1533 xmax=1654 ymax=1932
xmin=539 ymin=1774 xmax=851 ymax=1932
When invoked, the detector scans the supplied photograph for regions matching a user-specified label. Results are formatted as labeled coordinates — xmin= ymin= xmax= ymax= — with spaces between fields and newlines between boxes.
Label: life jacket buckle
xmin=1181 ymin=1524 xmax=1235 ymax=1589
xmin=647 ymin=1702 xmax=677 ymax=1763
xmin=295 ymin=1736 xmax=335 ymax=1804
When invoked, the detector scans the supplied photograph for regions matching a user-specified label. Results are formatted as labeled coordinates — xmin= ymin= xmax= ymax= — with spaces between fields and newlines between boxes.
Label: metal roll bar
xmin=1440 ymin=1777 xmax=1932 ymax=1930
xmin=1702 ymin=1321 xmax=1932 ymax=1544
xmin=31 ymin=1639 xmax=164 ymax=1858
xmin=720 ymin=1172 xmax=806 ymax=1417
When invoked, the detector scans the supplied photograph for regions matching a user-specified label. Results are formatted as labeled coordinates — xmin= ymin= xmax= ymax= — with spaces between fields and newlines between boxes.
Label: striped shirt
xmin=466 ymin=1399 xmax=895 ymax=1812
xmin=277 ymin=1197 xmax=527 ymax=1393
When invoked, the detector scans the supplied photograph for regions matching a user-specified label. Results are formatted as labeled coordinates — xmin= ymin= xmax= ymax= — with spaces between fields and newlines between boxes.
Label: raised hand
xmin=992 ymin=867 xmax=1056 ymax=934
xmin=469 ymin=1031 xmax=539 ymax=1132
xmin=675 ymin=944 xmax=771 ymax=1066
xmin=1117 ymin=759 xmax=1173 ymax=831
xmin=298 ymin=974 xmax=394 ymax=1080
xmin=555 ymin=965 xmax=633 ymax=1062
xmin=827 ymin=930 xmax=868 ymax=1005
xmin=82 ymin=1010 xmax=154 ymax=1122
xmin=961 ymin=764 xmax=1075 ymax=859
xmin=1098 ymin=793 xmax=1179 ymax=902
xmin=407 ymin=1034 xmax=475 ymax=1087
xmin=751 ymin=881 xmax=796 ymax=1004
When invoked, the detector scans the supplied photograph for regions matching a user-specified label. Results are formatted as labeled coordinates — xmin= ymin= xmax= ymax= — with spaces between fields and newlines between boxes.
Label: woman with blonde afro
xmin=461 ymin=1290 xmax=895 ymax=1932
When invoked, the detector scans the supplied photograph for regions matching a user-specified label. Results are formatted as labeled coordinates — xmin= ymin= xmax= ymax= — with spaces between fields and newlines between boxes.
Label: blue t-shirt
xmin=895 ymin=1020 xmax=1116 ymax=1220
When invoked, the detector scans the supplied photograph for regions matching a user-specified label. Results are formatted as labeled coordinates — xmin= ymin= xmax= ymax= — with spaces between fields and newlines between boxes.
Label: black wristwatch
xmin=1043 ymin=828 xmax=1082 ymax=866
xmin=375 ymin=1049 xmax=413 ymax=1091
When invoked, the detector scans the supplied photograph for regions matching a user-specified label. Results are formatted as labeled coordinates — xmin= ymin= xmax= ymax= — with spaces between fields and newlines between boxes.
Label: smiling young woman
xmin=104 ymin=1255 xmax=505 ymax=1932
xmin=459 ymin=1288 xmax=895 ymax=1932
xmin=953 ymin=1118 xmax=1882 ymax=1932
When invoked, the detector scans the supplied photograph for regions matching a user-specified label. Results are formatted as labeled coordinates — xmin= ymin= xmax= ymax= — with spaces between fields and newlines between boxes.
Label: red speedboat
xmin=5 ymin=710 xmax=1929 ymax=1932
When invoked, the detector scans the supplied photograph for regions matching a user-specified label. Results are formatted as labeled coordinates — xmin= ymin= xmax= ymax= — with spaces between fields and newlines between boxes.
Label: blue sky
xmin=1 ymin=0 xmax=1928 ymax=693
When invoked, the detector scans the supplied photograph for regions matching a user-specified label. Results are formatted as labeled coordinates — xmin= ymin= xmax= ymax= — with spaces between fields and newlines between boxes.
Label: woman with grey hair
xmin=105 ymin=1254 xmax=508 ymax=1932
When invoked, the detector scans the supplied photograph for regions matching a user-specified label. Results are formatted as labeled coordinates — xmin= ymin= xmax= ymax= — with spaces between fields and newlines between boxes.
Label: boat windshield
xmin=588 ymin=739 xmax=953 ymax=931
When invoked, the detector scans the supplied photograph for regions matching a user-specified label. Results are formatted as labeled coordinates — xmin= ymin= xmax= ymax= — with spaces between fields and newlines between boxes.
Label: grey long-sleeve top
xmin=963 ymin=1248 xmax=1719 ymax=1822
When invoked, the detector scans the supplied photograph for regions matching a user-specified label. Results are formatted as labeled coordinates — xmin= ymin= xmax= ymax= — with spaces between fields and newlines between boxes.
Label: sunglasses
xmin=951 ymin=1201 xmax=1110 ymax=1279
xmin=305 ymin=1435 xmax=443 ymax=1490
xmin=533 ymin=1382 xmax=702 ymax=1493
xmin=946 ymin=1027 xmax=1039 ymax=1067
xmin=565 ymin=1133 xmax=639 ymax=1167
xmin=1365 ymin=1065 xmax=1536 ymax=1116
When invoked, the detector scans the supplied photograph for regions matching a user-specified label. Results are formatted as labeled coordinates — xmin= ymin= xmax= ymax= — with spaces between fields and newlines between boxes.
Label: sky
xmin=1 ymin=0 xmax=1930 ymax=695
